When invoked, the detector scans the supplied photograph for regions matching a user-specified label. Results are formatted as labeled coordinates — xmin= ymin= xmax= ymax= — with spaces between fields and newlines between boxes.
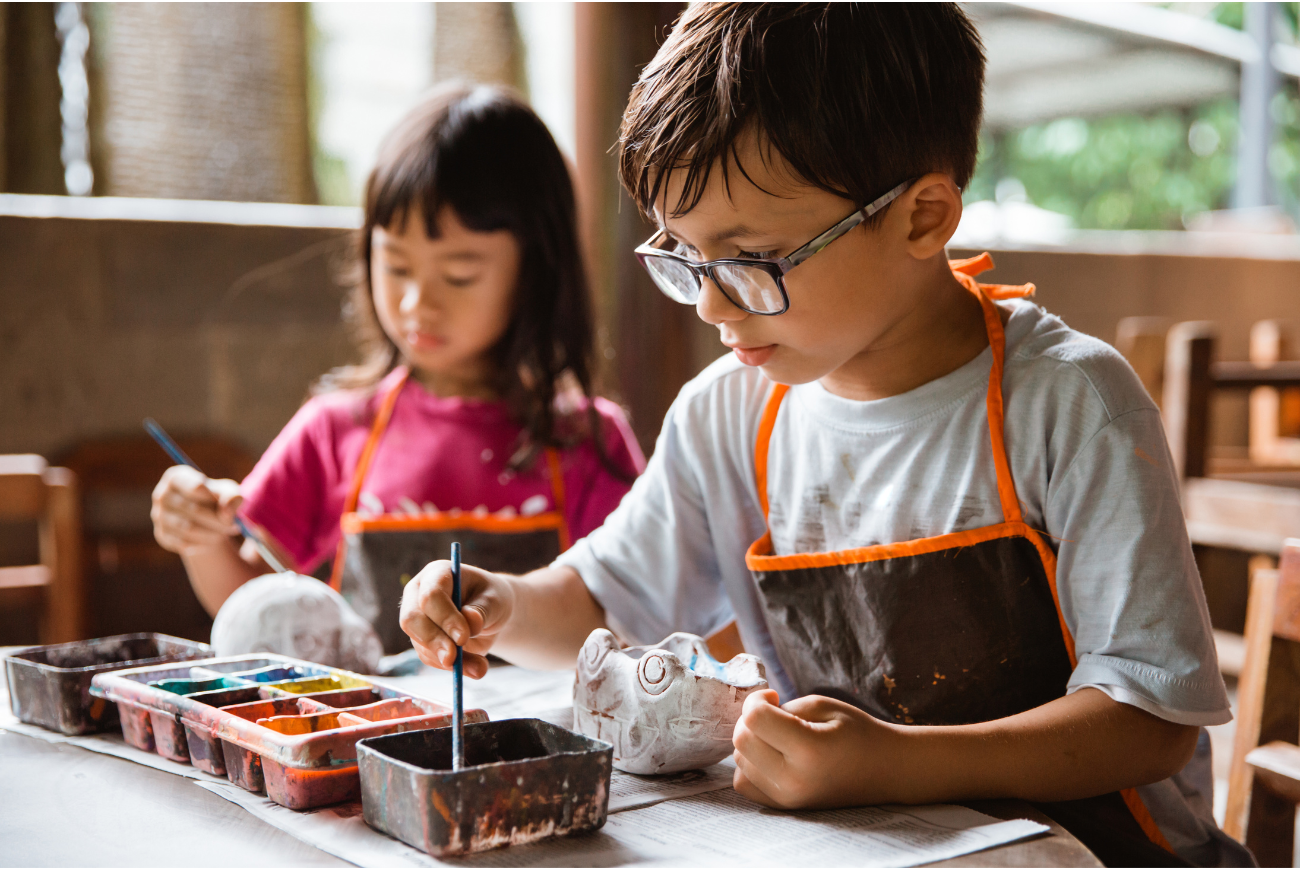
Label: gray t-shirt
xmin=557 ymin=298 xmax=1248 ymax=865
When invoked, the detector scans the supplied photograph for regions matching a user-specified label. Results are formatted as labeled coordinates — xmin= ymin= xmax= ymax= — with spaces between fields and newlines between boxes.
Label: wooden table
xmin=0 ymin=656 xmax=1099 ymax=867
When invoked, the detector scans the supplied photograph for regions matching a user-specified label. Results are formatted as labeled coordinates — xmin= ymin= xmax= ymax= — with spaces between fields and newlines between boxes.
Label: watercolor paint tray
xmin=358 ymin=719 xmax=613 ymax=857
xmin=90 ymin=653 xmax=488 ymax=809
xmin=4 ymin=633 xmax=213 ymax=735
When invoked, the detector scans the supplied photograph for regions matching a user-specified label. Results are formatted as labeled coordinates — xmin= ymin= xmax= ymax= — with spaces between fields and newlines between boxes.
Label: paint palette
xmin=90 ymin=654 xmax=489 ymax=809
xmin=358 ymin=719 xmax=613 ymax=857
xmin=4 ymin=633 xmax=214 ymax=735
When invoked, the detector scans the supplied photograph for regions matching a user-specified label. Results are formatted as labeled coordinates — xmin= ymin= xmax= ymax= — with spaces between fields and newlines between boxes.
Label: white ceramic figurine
xmin=211 ymin=572 xmax=383 ymax=674
xmin=574 ymin=628 xmax=767 ymax=775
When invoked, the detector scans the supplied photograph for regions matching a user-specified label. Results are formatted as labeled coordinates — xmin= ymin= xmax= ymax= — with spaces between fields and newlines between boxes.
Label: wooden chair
xmin=1248 ymin=321 xmax=1300 ymax=467
xmin=0 ymin=454 xmax=86 ymax=644
xmin=56 ymin=434 xmax=255 ymax=641
xmin=1115 ymin=316 xmax=1171 ymax=408
xmin=1163 ymin=322 xmax=1300 ymax=557
xmin=1223 ymin=541 xmax=1300 ymax=862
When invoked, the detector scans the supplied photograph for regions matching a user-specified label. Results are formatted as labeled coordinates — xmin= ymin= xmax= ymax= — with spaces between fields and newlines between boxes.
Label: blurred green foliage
xmin=965 ymin=3 xmax=1300 ymax=230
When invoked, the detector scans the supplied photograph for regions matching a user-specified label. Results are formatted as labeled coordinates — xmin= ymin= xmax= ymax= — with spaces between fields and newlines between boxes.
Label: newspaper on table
xmin=197 ymin=776 xmax=1046 ymax=869
xmin=2 ymin=659 xmax=1048 ymax=867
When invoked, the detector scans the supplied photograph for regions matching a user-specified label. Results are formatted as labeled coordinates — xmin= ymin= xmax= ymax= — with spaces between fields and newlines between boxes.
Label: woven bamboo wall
xmin=93 ymin=3 xmax=314 ymax=203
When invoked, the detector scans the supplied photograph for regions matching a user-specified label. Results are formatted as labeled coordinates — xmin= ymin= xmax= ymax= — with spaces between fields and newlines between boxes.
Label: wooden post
xmin=1 ymin=2 xmax=65 ymax=194
xmin=1162 ymin=322 xmax=1216 ymax=480
xmin=39 ymin=466 xmax=84 ymax=643
xmin=574 ymin=3 xmax=712 ymax=457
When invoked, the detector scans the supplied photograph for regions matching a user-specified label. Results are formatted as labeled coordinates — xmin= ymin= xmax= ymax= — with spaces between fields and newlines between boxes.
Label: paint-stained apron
xmin=329 ymin=369 xmax=570 ymax=653
xmin=744 ymin=255 xmax=1187 ymax=867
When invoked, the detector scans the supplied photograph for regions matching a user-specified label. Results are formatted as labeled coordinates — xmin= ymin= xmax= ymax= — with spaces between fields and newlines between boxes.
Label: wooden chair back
xmin=1249 ymin=321 xmax=1300 ymax=467
xmin=1163 ymin=324 xmax=1300 ymax=481
xmin=56 ymin=434 xmax=254 ymax=640
xmin=0 ymin=454 xmax=85 ymax=643
xmin=1224 ymin=542 xmax=1300 ymax=860
xmin=1114 ymin=316 xmax=1170 ymax=408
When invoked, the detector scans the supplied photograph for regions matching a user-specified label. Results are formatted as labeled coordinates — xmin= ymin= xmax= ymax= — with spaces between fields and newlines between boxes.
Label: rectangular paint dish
xmin=4 ymin=633 xmax=213 ymax=735
xmin=357 ymin=719 xmax=613 ymax=857
xmin=90 ymin=653 xmax=487 ymax=809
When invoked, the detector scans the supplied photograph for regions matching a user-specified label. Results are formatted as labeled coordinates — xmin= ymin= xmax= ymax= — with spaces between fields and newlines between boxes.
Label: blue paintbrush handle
xmin=451 ymin=541 xmax=465 ymax=771
xmin=143 ymin=418 xmax=288 ymax=574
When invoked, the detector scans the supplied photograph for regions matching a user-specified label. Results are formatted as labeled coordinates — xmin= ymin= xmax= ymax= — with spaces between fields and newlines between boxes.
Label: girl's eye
xmin=445 ymin=275 xmax=477 ymax=288
xmin=384 ymin=264 xmax=411 ymax=277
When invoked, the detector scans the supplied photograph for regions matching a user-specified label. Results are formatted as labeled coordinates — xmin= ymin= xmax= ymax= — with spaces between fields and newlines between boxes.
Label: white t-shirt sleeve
xmin=1050 ymin=405 xmax=1231 ymax=726
xmin=554 ymin=388 xmax=734 ymax=647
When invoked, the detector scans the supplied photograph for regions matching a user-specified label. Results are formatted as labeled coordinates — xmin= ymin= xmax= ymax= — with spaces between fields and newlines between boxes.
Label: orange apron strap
xmin=754 ymin=383 xmax=790 ymax=519
xmin=951 ymin=265 xmax=1024 ymax=526
xmin=544 ymin=447 xmax=572 ymax=551
xmin=342 ymin=368 xmax=410 ymax=514
xmin=1121 ymin=787 xmax=1177 ymax=854
xmin=330 ymin=368 xmax=410 ymax=590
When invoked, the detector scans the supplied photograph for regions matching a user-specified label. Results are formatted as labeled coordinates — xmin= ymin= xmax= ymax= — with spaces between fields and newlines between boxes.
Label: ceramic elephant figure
xmin=573 ymin=628 xmax=767 ymax=774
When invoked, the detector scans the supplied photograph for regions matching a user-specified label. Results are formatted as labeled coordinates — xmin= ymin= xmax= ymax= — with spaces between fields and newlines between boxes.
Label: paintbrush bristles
xmin=451 ymin=541 xmax=465 ymax=771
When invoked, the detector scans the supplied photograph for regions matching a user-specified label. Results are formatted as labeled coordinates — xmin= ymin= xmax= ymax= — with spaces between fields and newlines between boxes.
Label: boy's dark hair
xmin=320 ymin=84 xmax=619 ymax=474
xmin=619 ymin=3 xmax=985 ymax=220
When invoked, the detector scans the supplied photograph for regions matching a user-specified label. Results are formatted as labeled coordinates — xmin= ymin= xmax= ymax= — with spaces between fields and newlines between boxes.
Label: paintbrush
xmin=451 ymin=540 xmax=465 ymax=771
xmin=143 ymin=417 xmax=289 ymax=574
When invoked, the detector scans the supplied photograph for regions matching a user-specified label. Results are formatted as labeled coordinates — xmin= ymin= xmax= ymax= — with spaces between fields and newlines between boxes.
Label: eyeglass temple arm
xmin=784 ymin=180 xmax=913 ymax=269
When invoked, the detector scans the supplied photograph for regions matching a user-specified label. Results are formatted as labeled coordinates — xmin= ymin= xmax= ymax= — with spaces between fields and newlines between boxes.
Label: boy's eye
xmin=736 ymin=250 xmax=780 ymax=260
xmin=671 ymin=240 xmax=701 ymax=260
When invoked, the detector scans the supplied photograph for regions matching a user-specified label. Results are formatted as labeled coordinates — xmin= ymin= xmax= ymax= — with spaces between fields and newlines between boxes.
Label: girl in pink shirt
xmin=151 ymin=85 xmax=644 ymax=649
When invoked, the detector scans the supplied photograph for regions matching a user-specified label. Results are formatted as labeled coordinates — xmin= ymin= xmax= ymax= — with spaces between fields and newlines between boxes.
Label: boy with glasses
xmin=401 ymin=4 xmax=1248 ymax=865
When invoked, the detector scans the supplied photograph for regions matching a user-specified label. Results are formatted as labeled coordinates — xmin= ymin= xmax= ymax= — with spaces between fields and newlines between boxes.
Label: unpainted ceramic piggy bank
xmin=574 ymin=628 xmax=767 ymax=775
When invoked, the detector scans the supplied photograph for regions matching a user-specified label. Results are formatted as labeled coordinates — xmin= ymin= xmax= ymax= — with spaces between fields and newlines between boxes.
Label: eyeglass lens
xmin=711 ymin=264 xmax=784 ymax=314
xmin=643 ymin=256 xmax=700 ymax=304
xmin=644 ymin=257 xmax=785 ymax=314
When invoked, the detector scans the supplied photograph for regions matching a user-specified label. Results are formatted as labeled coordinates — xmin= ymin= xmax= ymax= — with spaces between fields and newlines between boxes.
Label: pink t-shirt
xmin=239 ymin=367 xmax=646 ymax=573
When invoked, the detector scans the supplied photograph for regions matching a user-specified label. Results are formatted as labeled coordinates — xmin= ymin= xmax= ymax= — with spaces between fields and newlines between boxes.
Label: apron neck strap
xmin=543 ymin=447 xmax=571 ymax=550
xmin=754 ymin=383 xmax=790 ymax=518
xmin=343 ymin=367 xmax=411 ymax=513
xmin=950 ymin=257 xmax=1029 ymax=525
xmin=752 ymin=254 xmax=1031 ymax=526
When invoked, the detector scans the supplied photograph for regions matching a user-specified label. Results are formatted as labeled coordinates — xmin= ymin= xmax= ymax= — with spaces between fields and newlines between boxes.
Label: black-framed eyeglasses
xmin=634 ymin=180 xmax=911 ymax=316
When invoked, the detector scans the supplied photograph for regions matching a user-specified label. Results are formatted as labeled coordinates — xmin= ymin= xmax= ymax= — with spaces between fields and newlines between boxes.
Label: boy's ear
xmin=895 ymin=173 xmax=963 ymax=261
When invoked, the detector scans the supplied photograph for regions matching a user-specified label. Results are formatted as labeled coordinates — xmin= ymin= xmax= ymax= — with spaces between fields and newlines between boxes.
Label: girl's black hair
xmin=319 ymin=83 xmax=625 ymax=477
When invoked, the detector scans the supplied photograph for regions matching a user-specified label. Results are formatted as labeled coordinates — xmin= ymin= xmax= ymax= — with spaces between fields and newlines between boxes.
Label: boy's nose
xmin=695 ymin=276 xmax=747 ymax=326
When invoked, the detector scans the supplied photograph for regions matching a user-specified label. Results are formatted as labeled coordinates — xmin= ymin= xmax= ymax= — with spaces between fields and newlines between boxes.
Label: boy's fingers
xmin=741 ymin=692 xmax=812 ymax=751
xmin=733 ymin=715 xmax=789 ymax=776
xmin=401 ymin=609 xmax=444 ymax=650
xmin=410 ymin=562 xmax=471 ymax=644
xmin=411 ymin=638 xmax=442 ymax=669
xmin=732 ymin=750 xmax=785 ymax=808
xmin=462 ymin=652 xmax=490 ymax=679
xmin=782 ymin=694 xmax=853 ymax=723
xmin=462 ymin=603 xmax=488 ymax=637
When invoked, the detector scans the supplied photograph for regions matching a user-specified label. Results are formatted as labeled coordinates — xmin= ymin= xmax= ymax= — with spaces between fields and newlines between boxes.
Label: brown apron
xmin=329 ymin=368 xmax=570 ymax=653
xmin=744 ymin=255 xmax=1184 ymax=866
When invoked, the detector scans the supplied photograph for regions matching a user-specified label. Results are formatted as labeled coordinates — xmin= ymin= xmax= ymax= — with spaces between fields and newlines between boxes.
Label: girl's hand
xmin=151 ymin=465 xmax=243 ymax=556
xmin=732 ymin=689 xmax=908 ymax=810
xmin=400 ymin=561 xmax=516 ymax=679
